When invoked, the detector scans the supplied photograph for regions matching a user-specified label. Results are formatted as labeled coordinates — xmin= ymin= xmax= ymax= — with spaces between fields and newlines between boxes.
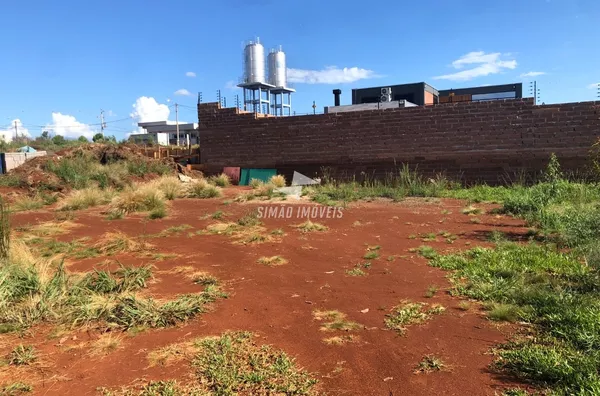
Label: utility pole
xmin=14 ymin=121 xmax=18 ymax=141
xmin=175 ymin=103 xmax=180 ymax=147
xmin=100 ymin=109 xmax=107 ymax=137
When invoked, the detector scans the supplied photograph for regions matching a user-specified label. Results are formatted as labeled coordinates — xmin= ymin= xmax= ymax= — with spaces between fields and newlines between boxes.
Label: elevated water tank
xmin=268 ymin=46 xmax=287 ymax=88
xmin=243 ymin=39 xmax=266 ymax=84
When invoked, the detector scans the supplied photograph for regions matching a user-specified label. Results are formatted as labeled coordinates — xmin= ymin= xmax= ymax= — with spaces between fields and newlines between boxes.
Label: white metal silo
xmin=268 ymin=46 xmax=287 ymax=88
xmin=243 ymin=39 xmax=266 ymax=84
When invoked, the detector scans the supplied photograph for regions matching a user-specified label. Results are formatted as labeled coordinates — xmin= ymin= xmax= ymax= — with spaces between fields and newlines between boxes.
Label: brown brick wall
xmin=198 ymin=99 xmax=600 ymax=184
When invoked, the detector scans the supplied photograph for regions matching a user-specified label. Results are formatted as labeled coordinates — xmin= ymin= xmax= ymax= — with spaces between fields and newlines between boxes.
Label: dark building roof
xmin=438 ymin=83 xmax=522 ymax=98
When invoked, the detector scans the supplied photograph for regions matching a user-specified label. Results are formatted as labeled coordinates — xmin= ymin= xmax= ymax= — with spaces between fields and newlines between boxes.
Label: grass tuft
xmin=9 ymin=345 xmax=37 ymax=366
xmin=187 ymin=179 xmax=221 ymax=198
xmin=208 ymin=173 xmax=231 ymax=187
xmin=93 ymin=231 xmax=153 ymax=255
xmin=269 ymin=174 xmax=286 ymax=188
xmin=313 ymin=310 xmax=362 ymax=332
xmin=385 ymin=300 xmax=445 ymax=335
xmin=257 ymin=256 xmax=288 ymax=266
xmin=415 ymin=355 xmax=446 ymax=373
xmin=57 ymin=187 xmax=116 ymax=211
xmin=294 ymin=220 xmax=328 ymax=233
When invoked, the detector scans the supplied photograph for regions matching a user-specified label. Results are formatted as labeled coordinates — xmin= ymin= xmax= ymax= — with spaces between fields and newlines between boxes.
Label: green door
xmin=239 ymin=168 xmax=277 ymax=186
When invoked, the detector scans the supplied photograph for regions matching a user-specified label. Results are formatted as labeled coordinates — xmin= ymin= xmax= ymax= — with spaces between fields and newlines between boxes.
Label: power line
xmin=19 ymin=116 xmax=134 ymax=129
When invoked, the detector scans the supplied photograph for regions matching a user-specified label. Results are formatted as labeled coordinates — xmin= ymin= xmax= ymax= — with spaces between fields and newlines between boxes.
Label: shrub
xmin=249 ymin=178 xmax=263 ymax=189
xmin=186 ymin=180 xmax=221 ymax=199
xmin=269 ymin=174 xmax=286 ymax=188
xmin=146 ymin=176 xmax=184 ymax=200
xmin=209 ymin=173 xmax=231 ymax=187
xmin=57 ymin=187 xmax=116 ymax=211
xmin=109 ymin=184 xmax=166 ymax=216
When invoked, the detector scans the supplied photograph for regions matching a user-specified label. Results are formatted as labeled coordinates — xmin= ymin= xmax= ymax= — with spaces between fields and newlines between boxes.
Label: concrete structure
xmin=198 ymin=99 xmax=600 ymax=185
xmin=130 ymin=121 xmax=199 ymax=146
xmin=324 ymin=100 xmax=416 ymax=114
xmin=351 ymin=82 xmax=524 ymax=106
xmin=352 ymin=82 xmax=439 ymax=106
xmin=439 ymin=83 xmax=523 ymax=103
xmin=0 ymin=151 xmax=47 ymax=173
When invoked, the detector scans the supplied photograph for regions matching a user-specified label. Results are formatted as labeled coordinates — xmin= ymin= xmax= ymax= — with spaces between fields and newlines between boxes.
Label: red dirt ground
xmin=2 ymin=194 xmax=532 ymax=395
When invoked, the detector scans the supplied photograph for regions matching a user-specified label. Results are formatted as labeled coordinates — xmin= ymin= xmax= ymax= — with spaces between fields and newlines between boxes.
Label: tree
xmin=52 ymin=135 xmax=66 ymax=145
xmin=77 ymin=136 xmax=88 ymax=142
xmin=41 ymin=131 xmax=50 ymax=140
xmin=92 ymin=133 xmax=104 ymax=142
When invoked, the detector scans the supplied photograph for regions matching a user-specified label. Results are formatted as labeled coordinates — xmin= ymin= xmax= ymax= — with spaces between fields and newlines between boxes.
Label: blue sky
xmin=1 ymin=0 xmax=598 ymax=141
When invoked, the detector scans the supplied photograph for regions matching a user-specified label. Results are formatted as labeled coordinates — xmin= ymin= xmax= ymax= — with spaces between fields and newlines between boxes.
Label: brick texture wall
xmin=198 ymin=99 xmax=600 ymax=184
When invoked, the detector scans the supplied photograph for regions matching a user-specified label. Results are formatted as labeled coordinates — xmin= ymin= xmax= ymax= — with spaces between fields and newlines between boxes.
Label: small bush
xmin=0 ymin=174 xmax=24 ymax=188
xmin=11 ymin=196 xmax=44 ymax=212
xmin=147 ymin=176 xmax=184 ymax=200
xmin=269 ymin=174 xmax=286 ymax=188
xmin=249 ymin=178 xmax=263 ymax=189
xmin=209 ymin=173 xmax=231 ymax=187
xmin=58 ymin=187 xmax=115 ymax=211
xmin=187 ymin=180 xmax=221 ymax=199
xmin=109 ymin=184 xmax=166 ymax=216
xmin=148 ymin=207 xmax=167 ymax=219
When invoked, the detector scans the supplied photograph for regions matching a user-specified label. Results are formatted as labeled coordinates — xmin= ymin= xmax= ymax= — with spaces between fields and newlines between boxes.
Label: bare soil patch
xmin=1 ymin=194 xmax=530 ymax=395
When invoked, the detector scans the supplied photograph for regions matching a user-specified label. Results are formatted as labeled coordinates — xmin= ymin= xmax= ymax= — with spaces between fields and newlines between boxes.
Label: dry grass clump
xmin=93 ymin=231 xmax=154 ymax=255
xmin=294 ymin=220 xmax=328 ymax=233
xmin=28 ymin=220 xmax=79 ymax=237
xmin=208 ymin=173 xmax=231 ymax=187
xmin=313 ymin=310 xmax=362 ymax=332
xmin=145 ymin=176 xmax=185 ymax=200
xmin=249 ymin=178 xmax=263 ymax=189
xmin=147 ymin=341 xmax=197 ymax=367
xmin=170 ymin=266 xmax=218 ymax=286
xmin=58 ymin=187 xmax=116 ymax=211
xmin=109 ymin=183 xmax=166 ymax=217
xmin=257 ymin=256 xmax=288 ymax=266
xmin=269 ymin=175 xmax=286 ymax=188
xmin=89 ymin=332 xmax=124 ymax=356
xmin=323 ymin=335 xmax=358 ymax=345
xmin=186 ymin=179 xmax=222 ymax=199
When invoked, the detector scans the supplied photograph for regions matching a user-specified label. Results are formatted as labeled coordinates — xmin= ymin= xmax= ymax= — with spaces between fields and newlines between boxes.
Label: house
xmin=129 ymin=121 xmax=199 ymax=146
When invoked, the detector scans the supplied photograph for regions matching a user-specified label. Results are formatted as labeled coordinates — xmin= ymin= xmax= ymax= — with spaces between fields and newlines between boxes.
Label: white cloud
xmin=587 ymin=82 xmax=599 ymax=89
xmin=45 ymin=113 xmax=95 ymax=139
xmin=433 ymin=51 xmax=517 ymax=81
xmin=287 ymin=66 xmax=377 ymax=84
xmin=225 ymin=80 xmax=238 ymax=91
xmin=185 ymin=71 xmax=196 ymax=78
xmin=0 ymin=119 xmax=31 ymax=143
xmin=130 ymin=96 xmax=170 ymax=123
xmin=520 ymin=71 xmax=546 ymax=78
xmin=174 ymin=89 xmax=192 ymax=96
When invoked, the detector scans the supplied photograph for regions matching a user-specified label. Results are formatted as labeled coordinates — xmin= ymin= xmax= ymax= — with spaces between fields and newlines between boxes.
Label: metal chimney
xmin=333 ymin=89 xmax=342 ymax=106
